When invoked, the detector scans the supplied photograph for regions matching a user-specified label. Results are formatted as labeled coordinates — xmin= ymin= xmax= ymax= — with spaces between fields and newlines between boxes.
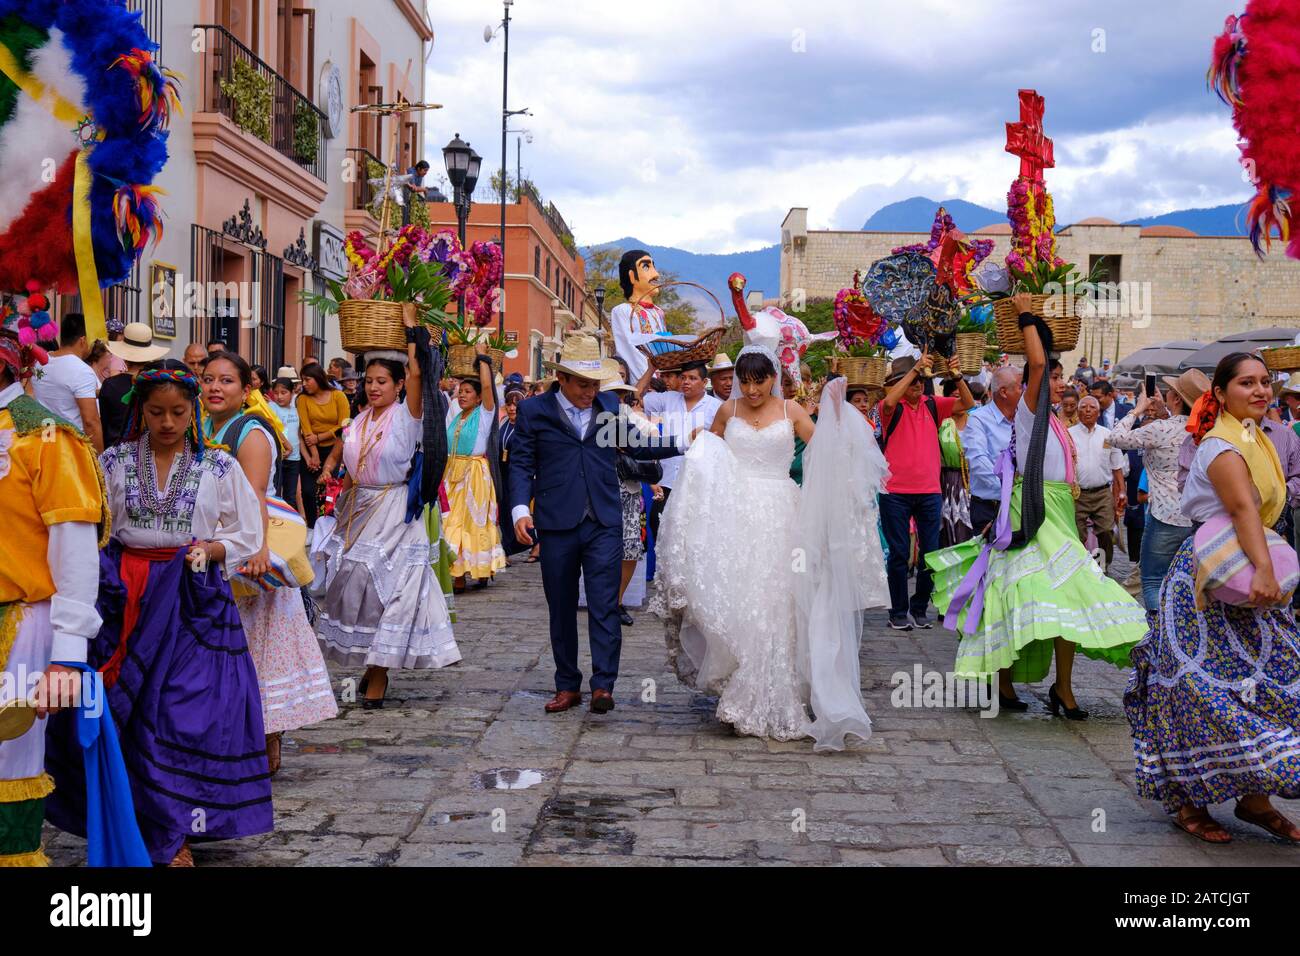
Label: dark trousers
xmin=539 ymin=517 xmax=623 ymax=693
xmin=970 ymin=496 xmax=1000 ymax=537
xmin=299 ymin=445 xmax=334 ymax=527
xmin=880 ymin=492 xmax=942 ymax=620
xmin=1075 ymin=486 xmax=1115 ymax=569
xmin=649 ymin=486 xmax=672 ymax=546
xmin=276 ymin=458 xmax=300 ymax=505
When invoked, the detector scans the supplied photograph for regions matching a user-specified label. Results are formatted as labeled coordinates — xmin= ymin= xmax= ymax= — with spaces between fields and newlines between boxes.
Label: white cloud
xmin=424 ymin=0 xmax=1250 ymax=252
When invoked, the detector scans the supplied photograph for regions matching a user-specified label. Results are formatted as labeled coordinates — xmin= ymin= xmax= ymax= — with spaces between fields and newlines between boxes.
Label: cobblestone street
xmin=46 ymin=554 xmax=1300 ymax=866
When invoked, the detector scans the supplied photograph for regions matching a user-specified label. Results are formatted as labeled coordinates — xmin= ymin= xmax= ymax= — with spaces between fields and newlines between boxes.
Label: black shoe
xmin=360 ymin=670 xmax=388 ymax=710
xmin=911 ymin=615 xmax=934 ymax=629
xmin=1047 ymin=683 xmax=1088 ymax=720
xmin=472 ymin=577 xmax=489 ymax=590
xmin=998 ymin=692 xmax=1030 ymax=712
xmin=618 ymin=605 xmax=634 ymax=627
xmin=888 ymin=617 xmax=913 ymax=631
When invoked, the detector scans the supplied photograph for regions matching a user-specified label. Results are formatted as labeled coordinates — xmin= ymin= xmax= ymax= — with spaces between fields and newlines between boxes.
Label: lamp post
xmin=593 ymin=285 xmax=607 ymax=357
xmin=443 ymin=134 xmax=482 ymax=321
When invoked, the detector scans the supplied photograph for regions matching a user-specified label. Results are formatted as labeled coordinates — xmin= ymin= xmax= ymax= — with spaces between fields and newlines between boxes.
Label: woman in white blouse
xmin=44 ymin=362 xmax=273 ymax=867
xmin=1125 ymin=352 xmax=1300 ymax=845
xmin=316 ymin=322 xmax=460 ymax=709
xmin=202 ymin=351 xmax=337 ymax=775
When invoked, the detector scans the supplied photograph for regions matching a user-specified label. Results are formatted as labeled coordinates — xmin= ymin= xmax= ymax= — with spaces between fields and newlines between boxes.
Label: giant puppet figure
xmin=611 ymin=250 xmax=677 ymax=384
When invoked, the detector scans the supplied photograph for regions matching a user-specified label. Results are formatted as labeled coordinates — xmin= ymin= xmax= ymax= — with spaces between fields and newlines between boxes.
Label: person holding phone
xmin=1109 ymin=369 xmax=1209 ymax=612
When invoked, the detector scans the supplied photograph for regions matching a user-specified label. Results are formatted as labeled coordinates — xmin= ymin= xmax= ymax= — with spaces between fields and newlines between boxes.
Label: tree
xmin=585 ymin=246 xmax=698 ymax=335
xmin=487 ymin=170 xmax=517 ymax=204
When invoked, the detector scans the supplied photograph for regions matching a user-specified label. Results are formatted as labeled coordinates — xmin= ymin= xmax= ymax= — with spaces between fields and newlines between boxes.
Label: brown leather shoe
xmin=590 ymin=689 xmax=615 ymax=714
xmin=544 ymin=690 xmax=582 ymax=713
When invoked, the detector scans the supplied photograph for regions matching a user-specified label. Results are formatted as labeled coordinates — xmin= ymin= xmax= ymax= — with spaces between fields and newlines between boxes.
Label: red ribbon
xmin=98 ymin=547 xmax=181 ymax=690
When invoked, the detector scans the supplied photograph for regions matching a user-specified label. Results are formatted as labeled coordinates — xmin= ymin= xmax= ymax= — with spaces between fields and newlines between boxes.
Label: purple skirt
xmin=46 ymin=544 xmax=273 ymax=864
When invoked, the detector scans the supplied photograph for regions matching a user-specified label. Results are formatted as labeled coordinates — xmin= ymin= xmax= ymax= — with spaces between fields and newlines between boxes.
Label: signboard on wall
xmin=150 ymin=261 xmax=177 ymax=339
xmin=313 ymin=221 xmax=348 ymax=280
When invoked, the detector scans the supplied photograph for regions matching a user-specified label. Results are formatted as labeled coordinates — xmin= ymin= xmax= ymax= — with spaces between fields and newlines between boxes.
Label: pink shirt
xmin=879 ymin=395 xmax=956 ymax=494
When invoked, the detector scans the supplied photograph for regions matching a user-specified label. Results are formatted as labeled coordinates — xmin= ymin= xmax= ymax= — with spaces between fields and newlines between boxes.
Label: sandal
xmin=167 ymin=841 xmax=195 ymax=867
xmin=1234 ymin=802 xmax=1300 ymax=844
xmin=266 ymin=732 xmax=283 ymax=776
xmin=1172 ymin=808 xmax=1232 ymax=844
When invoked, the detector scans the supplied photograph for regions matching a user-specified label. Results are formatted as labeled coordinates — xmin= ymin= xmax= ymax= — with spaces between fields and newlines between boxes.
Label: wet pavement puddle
xmin=475 ymin=768 xmax=546 ymax=790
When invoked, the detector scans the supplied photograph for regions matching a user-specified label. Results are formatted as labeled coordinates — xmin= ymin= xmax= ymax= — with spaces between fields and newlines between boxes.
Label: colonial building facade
xmin=780 ymin=207 xmax=1300 ymax=366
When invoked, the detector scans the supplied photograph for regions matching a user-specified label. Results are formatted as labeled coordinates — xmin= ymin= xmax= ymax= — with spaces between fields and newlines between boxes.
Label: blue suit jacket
xmin=509 ymin=387 xmax=681 ymax=531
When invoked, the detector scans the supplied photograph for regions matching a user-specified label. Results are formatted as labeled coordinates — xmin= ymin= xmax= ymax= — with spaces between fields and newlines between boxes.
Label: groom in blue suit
xmin=510 ymin=336 xmax=682 ymax=714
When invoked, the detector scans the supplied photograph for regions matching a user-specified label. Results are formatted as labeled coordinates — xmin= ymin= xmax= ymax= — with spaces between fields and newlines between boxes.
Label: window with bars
xmin=126 ymin=0 xmax=164 ymax=64
xmin=55 ymin=260 xmax=143 ymax=331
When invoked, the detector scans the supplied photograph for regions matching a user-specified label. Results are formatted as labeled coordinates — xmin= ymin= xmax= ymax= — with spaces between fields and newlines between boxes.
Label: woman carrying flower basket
xmin=443 ymin=342 xmax=508 ymax=590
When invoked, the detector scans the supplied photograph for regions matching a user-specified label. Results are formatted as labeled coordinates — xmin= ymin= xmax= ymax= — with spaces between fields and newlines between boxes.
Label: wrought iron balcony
xmin=348 ymin=147 xmax=384 ymax=212
xmin=195 ymin=24 xmax=327 ymax=181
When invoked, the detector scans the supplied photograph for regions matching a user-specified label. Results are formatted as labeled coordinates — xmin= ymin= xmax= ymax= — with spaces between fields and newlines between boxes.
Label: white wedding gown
xmin=652 ymin=381 xmax=889 ymax=751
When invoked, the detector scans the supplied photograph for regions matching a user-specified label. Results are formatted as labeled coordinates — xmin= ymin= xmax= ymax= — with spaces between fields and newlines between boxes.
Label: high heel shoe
xmin=361 ymin=670 xmax=388 ymax=710
xmin=998 ymin=692 xmax=1029 ymax=712
xmin=1047 ymin=684 xmax=1088 ymax=720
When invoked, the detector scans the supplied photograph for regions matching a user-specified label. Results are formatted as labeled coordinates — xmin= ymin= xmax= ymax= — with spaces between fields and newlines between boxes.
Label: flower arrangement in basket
xmin=961 ymin=90 xmax=1109 ymax=354
xmin=954 ymin=306 xmax=996 ymax=375
xmin=300 ymin=227 xmax=505 ymax=358
xmin=830 ymin=274 xmax=894 ymax=386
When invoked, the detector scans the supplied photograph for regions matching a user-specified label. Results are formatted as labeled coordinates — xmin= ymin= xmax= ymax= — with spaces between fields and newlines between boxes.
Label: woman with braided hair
xmin=1124 ymin=352 xmax=1300 ymax=845
xmin=45 ymin=361 xmax=273 ymax=867
xmin=927 ymin=293 xmax=1146 ymax=716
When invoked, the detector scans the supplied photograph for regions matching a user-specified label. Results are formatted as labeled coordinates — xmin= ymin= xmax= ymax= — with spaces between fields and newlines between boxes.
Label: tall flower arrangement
xmin=1005 ymin=177 xmax=1064 ymax=277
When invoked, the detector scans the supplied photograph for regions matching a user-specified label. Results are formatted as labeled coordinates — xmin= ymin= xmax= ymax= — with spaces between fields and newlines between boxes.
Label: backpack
xmin=879 ymin=396 xmax=939 ymax=453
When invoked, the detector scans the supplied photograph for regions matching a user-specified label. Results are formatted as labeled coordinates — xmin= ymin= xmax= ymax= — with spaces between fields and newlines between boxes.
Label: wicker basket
xmin=955 ymin=333 xmax=988 ymax=376
xmin=830 ymin=355 xmax=888 ymax=388
xmin=447 ymin=343 xmax=507 ymax=378
xmin=992 ymin=294 xmax=1082 ymax=354
xmin=338 ymin=299 xmax=409 ymax=355
xmin=1260 ymin=346 xmax=1300 ymax=373
xmin=639 ymin=326 xmax=729 ymax=371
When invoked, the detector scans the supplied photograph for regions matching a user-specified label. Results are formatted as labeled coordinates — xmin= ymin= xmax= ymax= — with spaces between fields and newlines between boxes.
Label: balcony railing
xmin=519 ymin=182 xmax=575 ymax=252
xmin=195 ymin=24 xmax=327 ymax=181
xmin=348 ymin=147 xmax=384 ymax=213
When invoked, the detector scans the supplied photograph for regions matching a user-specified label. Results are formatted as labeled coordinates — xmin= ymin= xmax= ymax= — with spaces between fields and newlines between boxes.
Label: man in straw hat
xmin=99 ymin=321 xmax=170 ymax=449
xmin=707 ymin=353 xmax=735 ymax=401
xmin=510 ymin=334 xmax=684 ymax=715
xmin=0 ymin=323 xmax=108 ymax=865
xmin=877 ymin=349 xmax=973 ymax=630
xmin=1108 ymin=367 xmax=1210 ymax=612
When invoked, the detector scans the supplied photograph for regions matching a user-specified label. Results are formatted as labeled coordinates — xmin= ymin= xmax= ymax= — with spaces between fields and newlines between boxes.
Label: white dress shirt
xmin=642 ymin=390 xmax=722 ymax=489
xmin=1068 ymin=421 xmax=1127 ymax=490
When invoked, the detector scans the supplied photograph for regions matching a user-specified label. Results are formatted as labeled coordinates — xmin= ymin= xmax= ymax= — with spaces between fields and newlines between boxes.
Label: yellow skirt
xmin=443 ymin=454 xmax=507 ymax=580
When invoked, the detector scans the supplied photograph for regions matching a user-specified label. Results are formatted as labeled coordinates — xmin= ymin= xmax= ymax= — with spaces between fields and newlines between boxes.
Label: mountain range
xmin=585 ymin=196 xmax=1255 ymax=318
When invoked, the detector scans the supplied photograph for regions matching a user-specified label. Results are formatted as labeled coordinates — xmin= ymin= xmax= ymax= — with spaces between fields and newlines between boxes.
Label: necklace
xmin=354 ymin=403 xmax=396 ymax=478
xmin=137 ymin=433 xmax=194 ymax=515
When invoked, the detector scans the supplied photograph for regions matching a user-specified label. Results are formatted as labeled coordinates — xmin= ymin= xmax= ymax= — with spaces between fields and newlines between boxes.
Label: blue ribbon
xmin=51 ymin=662 xmax=151 ymax=867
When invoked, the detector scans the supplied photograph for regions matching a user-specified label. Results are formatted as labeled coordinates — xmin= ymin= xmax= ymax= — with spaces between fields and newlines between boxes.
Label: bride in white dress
xmin=653 ymin=344 xmax=889 ymax=751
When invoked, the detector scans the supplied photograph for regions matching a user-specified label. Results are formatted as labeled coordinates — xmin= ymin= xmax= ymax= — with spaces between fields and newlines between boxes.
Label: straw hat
xmin=106 ymin=322 xmax=169 ymax=363
xmin=707 ymin=353 xmax=734 ymax=374
xmin=1275 ymin=371 xmax=1300 ymax=399
xmin=542 ymin=334 xmax=620 ymax=383
xmin=1160 ymin=368 xmax=1211 ymax=409
xmin=601 ymin=380 xmax=635 ymax=393
xmin=275 ymin=365 xmax=300 ymax=383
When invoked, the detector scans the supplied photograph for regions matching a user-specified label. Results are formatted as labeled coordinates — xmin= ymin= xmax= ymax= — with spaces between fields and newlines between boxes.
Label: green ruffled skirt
xmin=926 ymin=480 xmax=1145 ymax=682
xmin=425 ymin=504 xmax=457 ymax=624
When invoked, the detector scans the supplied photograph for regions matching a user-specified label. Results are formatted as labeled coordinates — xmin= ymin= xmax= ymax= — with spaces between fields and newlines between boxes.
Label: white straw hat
xmin=542 ymin=334 xmax=620 ymax=383
xmin=106 ymin=322 xmax=169 ymax=363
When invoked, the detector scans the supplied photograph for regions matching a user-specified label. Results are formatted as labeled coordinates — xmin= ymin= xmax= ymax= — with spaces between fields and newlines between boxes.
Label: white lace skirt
xmin=652 ymin=436 xmax=812 ymax=741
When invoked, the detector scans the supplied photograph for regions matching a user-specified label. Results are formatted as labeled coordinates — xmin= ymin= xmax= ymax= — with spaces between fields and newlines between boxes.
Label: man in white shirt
xmin=1069 ymin=395 xmax=1127 ymax=569
xmin=637 ymin=360 xmax=722 ymax=541
xmin=32 ymin=312 xmax=103 ymax=453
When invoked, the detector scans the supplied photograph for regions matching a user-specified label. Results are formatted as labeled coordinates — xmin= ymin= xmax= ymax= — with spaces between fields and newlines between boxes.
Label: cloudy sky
xmin=424 ymin=0 xmax=1249 ymax=254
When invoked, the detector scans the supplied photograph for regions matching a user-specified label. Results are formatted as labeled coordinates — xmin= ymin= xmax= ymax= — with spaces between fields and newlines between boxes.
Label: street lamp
xmin=444 ymin=134 xmax=482 ymax=321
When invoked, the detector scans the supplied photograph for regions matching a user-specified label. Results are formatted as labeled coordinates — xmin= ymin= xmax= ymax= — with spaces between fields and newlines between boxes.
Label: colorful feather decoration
xmin=109 ymin=47 xmax=182 ymax=131
xmin=1207 ymin=13 xmax=1246 ymax=107
xmin=1210 ymin=1 xmax=1300 ymax=261
xmin=112 ymin=182 xmax=165 ymax=254
xmin=1246 ymin=184 xmax=1292 ymax=258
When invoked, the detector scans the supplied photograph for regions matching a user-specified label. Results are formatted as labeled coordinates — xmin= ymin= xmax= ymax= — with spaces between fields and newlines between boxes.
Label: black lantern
xmin=465 ymin=147 xmax=483 ymax=198
xmin=442 ymin=133 xmax=471 ymax=189
xmin=594 ymin=286 xmax=605 ymax=317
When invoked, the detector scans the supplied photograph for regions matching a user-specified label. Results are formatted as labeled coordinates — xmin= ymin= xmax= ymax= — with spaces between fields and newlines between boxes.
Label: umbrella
xmin=1180 ymin=327 xmax=1300 ymax=371
xmin=1114 ymin=340 xmax=1206 ymax=376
